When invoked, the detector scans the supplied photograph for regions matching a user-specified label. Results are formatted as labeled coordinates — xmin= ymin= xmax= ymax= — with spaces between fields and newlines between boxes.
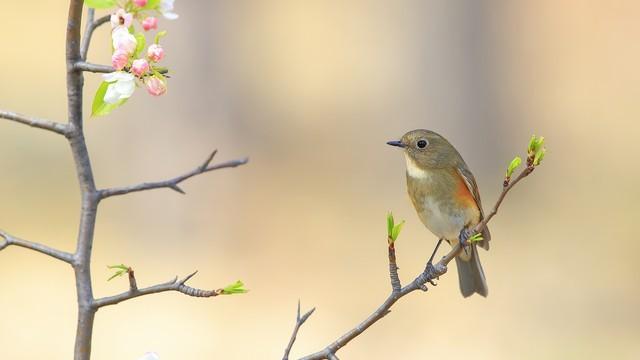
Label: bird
xmin=387 ymin=129 xmax=490 ymax=297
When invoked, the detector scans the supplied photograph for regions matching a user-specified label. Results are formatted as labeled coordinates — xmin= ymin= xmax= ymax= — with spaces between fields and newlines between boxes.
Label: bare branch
xmin=0 ymin=110 xmax=69 ymax=135
xmin=94 ymin=270 xmax=222 ymax=308
xmin=0 ymin=230 xmax=74 ymax=264
xmin=282 ymin=301 xmax=316 ymax=360
xmin=99 ymin=150 xmax=249 ymax=199
xmin=80 ymin=9 xmax=110 ymax=60
xmin=298 ymin=165 xmax=537 ymax=360
xmin=73 ymin=61 xmax=116 ymax=73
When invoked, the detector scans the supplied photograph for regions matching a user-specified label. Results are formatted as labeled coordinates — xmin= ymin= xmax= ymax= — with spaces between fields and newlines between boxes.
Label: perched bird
xmin=387 ymin=129 xmax=490 ymax=297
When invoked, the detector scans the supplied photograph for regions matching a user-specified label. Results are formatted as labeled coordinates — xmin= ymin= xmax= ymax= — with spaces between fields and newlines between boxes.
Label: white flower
xmin=137 ymin=352 xmax=160 ymax=360
xmin=112 ymin=26 xmax=137 ymax=54
xmin=102 ymin=71 xmax=135 ymax=104
xmin=159 ymin=0 xmax=179 ymax=20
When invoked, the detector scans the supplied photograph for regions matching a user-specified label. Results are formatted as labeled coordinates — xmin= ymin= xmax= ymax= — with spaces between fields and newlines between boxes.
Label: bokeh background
xmin=1 ymin=1 xmax=639 ymax=359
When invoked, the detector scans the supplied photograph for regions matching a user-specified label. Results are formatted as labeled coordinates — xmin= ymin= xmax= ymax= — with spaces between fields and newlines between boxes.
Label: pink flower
xmin=110 ymin=9 xmax=133 ymax=29
xmin=111 ymin=49 xmax=129 ymax=70
xmin=146 ymin=76 xmax=167 ymax=96
xmin=112 ymin=27 xmax=137 ymax=54
xmin=131 ymin=59 xmax=149 ymax=77
xmin=133 ymin=0 xmax=148 ymax=7
xmin=147 ymin=44 xmax=165 ymax=62
xmin=142 ymin=17 xmax=158 ymax=31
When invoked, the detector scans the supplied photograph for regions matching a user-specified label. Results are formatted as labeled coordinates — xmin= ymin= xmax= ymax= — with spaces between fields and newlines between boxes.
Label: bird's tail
xmin=454 ymin=244 xmax=488 ymax=297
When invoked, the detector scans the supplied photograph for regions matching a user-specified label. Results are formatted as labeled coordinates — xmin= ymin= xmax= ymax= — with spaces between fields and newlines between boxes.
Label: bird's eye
xmin=417 ymin=139 xmax=428 ymax=149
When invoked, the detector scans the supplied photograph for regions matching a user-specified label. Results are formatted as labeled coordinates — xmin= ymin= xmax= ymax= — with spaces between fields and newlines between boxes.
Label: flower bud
xmin=147 ymin=44 xmax=165 ymax=62
xmin=111 ymin=49 xmax=129 ymax=71
xmin=146 ymin=76 xmax=167 ymax=96
xmin=133 ymin=0 xmax=148 ymax=7
xmin=142 ymin=17 xmax=158 ymax=31
xmin=131 ymin=59 xmax=149 ymax=77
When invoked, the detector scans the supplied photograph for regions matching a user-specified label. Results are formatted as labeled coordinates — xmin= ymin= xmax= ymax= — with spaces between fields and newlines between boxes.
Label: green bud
xmin=391 ymin=220 xmax=405 ymax=243
xmin=528 ymin=135 xmax=545 ymax=156
xmin=387 ymin=212 xmax=394 ymax=239
xmin=221 ymin=280 xmax=248 ymax=295
xmin=533 ymin=148 xmax=546 ymax=166
xmin=506 ymin=156 xmax=522 ymax=178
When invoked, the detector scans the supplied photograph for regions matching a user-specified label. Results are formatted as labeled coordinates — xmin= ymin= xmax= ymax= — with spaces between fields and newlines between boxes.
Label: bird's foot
xmin=458 ymin=228 xmax=475 ymax=255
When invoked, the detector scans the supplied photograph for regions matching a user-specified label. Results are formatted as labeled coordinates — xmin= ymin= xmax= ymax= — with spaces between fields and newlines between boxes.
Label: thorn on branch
xmin=169 ymin=184 xmax=186 ymax=194
xmin=201 ymin=149 xmax=218 ymax=171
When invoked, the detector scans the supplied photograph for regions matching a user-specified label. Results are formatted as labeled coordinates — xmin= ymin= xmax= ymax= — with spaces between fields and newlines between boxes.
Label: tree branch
xmin=0 ymin=230 xmax=74 ymax=264
xmin=297 ymin=165 xmax=537 ymax=360
xmin=94 ymin=271 xmax=223 ymax=308
xmin=99 ymin=150 xmax=249 ymax=199
xmin=80 ymin=9 xmax=110 ymax=61
xmin=282 ymin=301 xmax=316 ymax=360
xmin=0 ymin=110 xmax=69 ymax=135
xmin=73 ymin=61 xmax=115 ymax=73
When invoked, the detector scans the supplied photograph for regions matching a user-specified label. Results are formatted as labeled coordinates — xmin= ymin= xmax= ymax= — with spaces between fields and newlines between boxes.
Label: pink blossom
xmin=111 ymin=49 xmax=129 ymax=70
xmin=112 ymin=27 xmax=137 ymax=54
xmin=133 ymin=0 xmax=148 ymax=7
xmin=142 ymin=17 xmax=158 ymax=31
xmin=110 ymin=9 xmax=133 ymax=29
xmin=146 ymin=76 xmax=167 ymax=96
xmin=131 ymin=59 xmax=149 ymax=77
xmin=147 ymin=44 xmax=165 ymax=62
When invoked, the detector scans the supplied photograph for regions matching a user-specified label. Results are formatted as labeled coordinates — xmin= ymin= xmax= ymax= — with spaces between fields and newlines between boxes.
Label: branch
xmin=99 ymin=150 xmax=249 ymax=199
xmin=282 ymin=301 xmax=316 ymax=360
xmin=94 ymin=270 xmax=223 ymax=308
xmin=80 ymin=9 xmax=110 ymax=60
xmin=0 ymin=230 xmax=74 ymax=264
xmin=298 ymin=165 xmax=537 ymax=360
xmin=0 ymin=110 xmax=69 ymax=135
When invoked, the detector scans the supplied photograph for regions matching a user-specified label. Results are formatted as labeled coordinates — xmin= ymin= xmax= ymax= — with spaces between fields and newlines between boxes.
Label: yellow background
xmin=1 ymin=1 xmax=639 ymax=359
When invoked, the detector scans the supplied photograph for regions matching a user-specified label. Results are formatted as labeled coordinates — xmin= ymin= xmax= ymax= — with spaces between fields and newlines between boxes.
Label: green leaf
xmin=154 ymin=30 xmax=167 ymax=44
xmin=387 ymin=213 xmax=394 ymax=238
xmin=221 ymin=280 xmax=248 ymax=295
xmin=85 ymin=0 xmax=116 ymax=9
xmin=533 ymin=148 xmax=546 ymax=166
xmin=107 ymin=264 xmax=129 ymax=271
xmin=391 ymin=221 xmax=405 ymax=242
xmin=506 ymin=156 xmax=522 ymax=178
xmin=91 ymin=81 xmax=129 ymax=117
xmin=134 ymin=33 xmax=146 ymax=58
xmin=142 ymin=0 xmax=161 ymax=10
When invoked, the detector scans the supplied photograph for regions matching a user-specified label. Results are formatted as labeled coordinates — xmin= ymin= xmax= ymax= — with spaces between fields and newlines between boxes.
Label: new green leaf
xmin=91 ymin=81 xmax=128 ymax=117
xmin=221 ymin=280 xmax=248 ymax=295
xmin=506 ymin=156 xmax=522 ymax=178
xmin=134 ymin=33 xmax=146 ymax=58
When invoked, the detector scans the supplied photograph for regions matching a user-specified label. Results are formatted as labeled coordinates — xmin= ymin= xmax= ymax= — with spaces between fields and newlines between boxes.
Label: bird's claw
xmin=458 ymin=228 xmax=474 ymax=255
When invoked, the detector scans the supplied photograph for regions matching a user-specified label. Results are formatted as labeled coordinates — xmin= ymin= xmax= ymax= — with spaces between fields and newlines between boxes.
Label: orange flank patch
xmin=455 ymin=175 xmax=478 ymax=209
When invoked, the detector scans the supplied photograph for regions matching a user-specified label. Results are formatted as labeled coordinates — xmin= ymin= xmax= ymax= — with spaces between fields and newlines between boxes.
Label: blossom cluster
xmin=92 ymin=0 xmax=178 ymax=115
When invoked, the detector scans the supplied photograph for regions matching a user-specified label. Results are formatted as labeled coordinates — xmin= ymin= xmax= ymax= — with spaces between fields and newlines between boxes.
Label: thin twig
xmin=0 ymin=110 xmax=69 ymax=135
xmin=94 ymin=271 xmax=221 ymax=308
xmin=99 ymin=150 xmax=249 ymax=199
xmin=282 ymin=301 xmax=316 ymax=360
xmin=297 ymin=165 xmax=537 ymax=360
xmin=0 ymin=230 xmax=74 ymax=264
xmin=80 ymin=10 xmax=110 ymax=60
xmin=73 ymin=61 xmax=171 ymax=74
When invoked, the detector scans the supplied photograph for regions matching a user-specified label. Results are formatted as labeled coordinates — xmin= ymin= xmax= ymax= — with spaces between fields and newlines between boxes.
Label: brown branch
xmin=0 ymin=230 xmax=74 ymax=264
xmin=73 ymin=61 xmax=171 ymax=74
xmin=80 ymin=9 xmax=110 ymax=60
xmin=0 ymin=110 xmax=69 ymax=135
xmin=98 ymin=150 xmax=249 ymax=199
xmin=297 ymin=165 xmax=537 ymax=360
xmin=282 ymin=301 xmax=316 ymax=360
xmin=94 ymin=271 xmax=223 ymax=308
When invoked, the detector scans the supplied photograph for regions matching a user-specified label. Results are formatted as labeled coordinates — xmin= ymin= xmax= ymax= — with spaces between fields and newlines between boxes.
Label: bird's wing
xmin=456 ymin=165 xmax=491 ymax=248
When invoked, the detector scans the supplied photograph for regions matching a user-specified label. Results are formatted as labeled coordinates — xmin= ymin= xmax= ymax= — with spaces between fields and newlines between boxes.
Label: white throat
xmin=404 ymin=153 xmax=430 ymax=180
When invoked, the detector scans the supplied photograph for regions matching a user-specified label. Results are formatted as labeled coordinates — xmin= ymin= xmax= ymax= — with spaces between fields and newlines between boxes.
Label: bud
xmin=133 ymin=0 xmax=148 ymax=7
xmin=147 ymin=44 xmax=165 ymax=62
xmin=505 ymin=156 xmax=522 ymax=179
xmin=112 ymin=27 xmax=137 ymax=54
xmin=111 ymin=49 xmax=129 ymax=71
xmin=533 ymin=148 xmax=546 ymax=166
xmin=142 ymin=17 xmax=159 ymax=31
xmin=131 ymin=58 xmax=150 ymax=77
xmin=146 ymin=76 xmax=167 ymax=96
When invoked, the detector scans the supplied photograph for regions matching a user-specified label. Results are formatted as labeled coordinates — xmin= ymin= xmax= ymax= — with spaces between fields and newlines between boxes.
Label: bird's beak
xmin=386 ymin=140 xmax=405 ymax=148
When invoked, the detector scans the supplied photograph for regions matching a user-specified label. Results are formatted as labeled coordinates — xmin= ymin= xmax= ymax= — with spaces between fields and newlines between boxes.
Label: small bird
xmin=387 ymin=129 xmax=490 ymax=297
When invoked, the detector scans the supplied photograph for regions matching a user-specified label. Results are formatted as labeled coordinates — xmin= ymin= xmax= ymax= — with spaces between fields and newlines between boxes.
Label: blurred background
xmin=1 ymin=1 xmax=639 ymax=359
